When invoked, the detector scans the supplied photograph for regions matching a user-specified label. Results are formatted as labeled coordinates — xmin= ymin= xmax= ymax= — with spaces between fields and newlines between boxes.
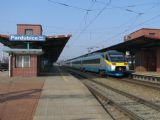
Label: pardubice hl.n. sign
xmin=9 ymin=35 xmax=46 ymax=41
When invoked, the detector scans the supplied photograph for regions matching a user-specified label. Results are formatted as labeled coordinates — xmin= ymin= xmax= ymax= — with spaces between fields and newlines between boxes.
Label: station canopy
xmin=93 ymin=35 xmax=160 ymax=54
xmin=64 ymin=35 xmax=160 ymax=61
xmin=0 ymin=34 xmax=71 ymax=62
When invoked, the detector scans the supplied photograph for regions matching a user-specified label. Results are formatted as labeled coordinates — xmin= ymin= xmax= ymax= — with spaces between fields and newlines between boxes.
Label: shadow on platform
xmin=0 ymin=89 xmax=42 ymax=103
xmin=38 ymin=65 xmax=71 ymax=76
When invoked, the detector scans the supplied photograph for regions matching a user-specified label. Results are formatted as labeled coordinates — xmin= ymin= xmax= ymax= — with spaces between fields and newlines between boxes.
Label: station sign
xmin=9 ymin=35 xmax=46 ymax=41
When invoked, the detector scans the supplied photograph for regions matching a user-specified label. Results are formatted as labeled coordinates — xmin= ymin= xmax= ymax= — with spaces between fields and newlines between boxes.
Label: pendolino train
xmin=63 ymin=50 xmax=129 ymax=77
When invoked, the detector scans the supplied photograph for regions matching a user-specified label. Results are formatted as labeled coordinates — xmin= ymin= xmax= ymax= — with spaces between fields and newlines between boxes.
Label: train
xmin=63 ymin=50 xmax=129 ymax=77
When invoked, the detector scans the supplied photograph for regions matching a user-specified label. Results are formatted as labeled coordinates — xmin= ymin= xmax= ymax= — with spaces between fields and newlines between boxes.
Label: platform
xmin=131 ymin=72 xmax=160 ymax=83
xmin=33 ymin=66 xmax=112 ymax=120
xmin=0 ymin=71 xmax=44 ymax=120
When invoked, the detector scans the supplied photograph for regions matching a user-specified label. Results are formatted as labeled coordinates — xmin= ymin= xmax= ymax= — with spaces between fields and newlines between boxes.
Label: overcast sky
xmin=0 ymin=0 xmax=160 ymax=61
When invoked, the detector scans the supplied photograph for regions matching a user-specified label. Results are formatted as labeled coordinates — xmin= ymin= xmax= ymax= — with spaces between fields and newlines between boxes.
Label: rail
xmin=64 ymin=67 xmax=160 ymax=120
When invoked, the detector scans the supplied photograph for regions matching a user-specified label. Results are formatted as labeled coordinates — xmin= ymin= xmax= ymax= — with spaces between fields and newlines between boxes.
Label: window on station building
xmin=16 ymin=55 xmax=31 ymax=68
xmin=25 ymin=29 xmax=33 ymax=35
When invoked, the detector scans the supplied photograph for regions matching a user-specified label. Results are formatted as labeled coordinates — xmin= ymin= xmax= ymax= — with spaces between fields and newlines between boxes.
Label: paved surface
xmin=34 ymin=67 xmax=112 ymax=120
xmin=0 ymin=71 xmax=44 ymax=120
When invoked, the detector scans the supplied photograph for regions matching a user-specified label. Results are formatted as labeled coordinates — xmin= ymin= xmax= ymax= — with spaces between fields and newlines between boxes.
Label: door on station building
xmin=147 ymin=50 xmax=157 ymax=71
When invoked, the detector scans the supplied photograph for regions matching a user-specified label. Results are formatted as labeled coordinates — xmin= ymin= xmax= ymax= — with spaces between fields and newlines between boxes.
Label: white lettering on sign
xmin=9 ymin=35 xmax=46 ymax=41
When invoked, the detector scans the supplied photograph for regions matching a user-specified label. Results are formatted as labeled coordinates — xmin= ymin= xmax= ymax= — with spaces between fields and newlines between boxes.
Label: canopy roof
xmin=67 ymin=35 xmax=160 ymax=61
xmin=94 ymin=35 xmax=160 ymax=54
xmin=0 ymin=34 xmax=71 ymax=62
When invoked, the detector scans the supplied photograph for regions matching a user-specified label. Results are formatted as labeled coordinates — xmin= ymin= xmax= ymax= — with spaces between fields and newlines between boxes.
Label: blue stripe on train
xmin=83 ymin=66 xmax=99 ymax=73
xmin=106 ymin=71 xmax=124 ymax=77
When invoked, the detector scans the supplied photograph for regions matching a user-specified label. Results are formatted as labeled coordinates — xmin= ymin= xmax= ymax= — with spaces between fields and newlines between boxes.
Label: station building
xmin=94 ymin=28 xmax=160 ymax=74
xmin=0 ymin=24 xmax=71 ymax=77
xmin=124 ymin=28 xmax=160 ymax=73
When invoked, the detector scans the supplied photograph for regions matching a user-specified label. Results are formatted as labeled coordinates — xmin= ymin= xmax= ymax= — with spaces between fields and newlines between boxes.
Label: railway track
xmin=87 ymin=84 xmax=136 ymax=120
xmin=84 ymin=80 xmax=160 ymax=120
xmin=115 ymin=78 xmax=160 ymax=90
xmin=64 ymin=68 xmax=160 ymax=120
xmin=65 ymin=67 xmax=160 ymax=90
xmin=91 ymin=72 xmax=160 ymax=90
xmin=72 ymin=72 xmax=133 ymax=120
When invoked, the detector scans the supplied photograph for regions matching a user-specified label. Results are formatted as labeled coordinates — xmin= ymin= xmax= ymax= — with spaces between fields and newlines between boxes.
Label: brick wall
xmin=124 ymin=28 xmax=160 ymax=41
xmin=157 ymin=48 xmax=160 ymax=73
xmin=135 ymin=49 xmax=158 ymax=72
xmin=17 ymin=24 xmax=42 ymax=35
xmin=11 ymin=54 xmax=37 ymax=77
xmin=135 ymin=51 xmax=148 ymax=72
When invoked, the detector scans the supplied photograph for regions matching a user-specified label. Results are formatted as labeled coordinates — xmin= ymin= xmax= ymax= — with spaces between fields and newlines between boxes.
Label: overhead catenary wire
xmin=65 ymin=1 xmax=96 ymax=48
xmin=46 ymin=0 xmax=158 ymax=32
xmin=74 ymin=3 xmax=160 ymax=54
xmin=80 ymin=0 xmax=112 ymax=33
xmin=102 ymin=13 xmax=160 ymax=44
xmin=94 ymin=1 xmax=160 ymax=15
xmin=48 ymin=0 xmax=94 ymax=12
xmin=46 ymin=0 xmax=160 ymax=57
xmin=74 ymin=13 xmax=160 ymax=56
xmin=91 ymin=2 xmax=160 ymax=46
xmin=74 ymin=2 xmax=96 ymax=34
xmin=95 ymin=1 xmax=160 ymax=7
xmin=69 ymin=0 xmax=152 ymax=47
xmin=69 ymin=0 xmax=112 ymax=47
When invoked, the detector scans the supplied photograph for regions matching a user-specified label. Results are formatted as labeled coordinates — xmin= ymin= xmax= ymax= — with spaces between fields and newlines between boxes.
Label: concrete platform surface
xmin=33 ymin=67 xmax=112 ymax=120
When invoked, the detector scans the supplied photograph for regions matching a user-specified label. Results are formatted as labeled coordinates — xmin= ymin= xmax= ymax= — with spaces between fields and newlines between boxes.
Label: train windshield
xmin=108 ymin=53 xmax=126 ymax=62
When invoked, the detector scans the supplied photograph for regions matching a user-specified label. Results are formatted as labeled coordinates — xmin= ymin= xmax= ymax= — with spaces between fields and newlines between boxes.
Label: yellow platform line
xmin=62 ymin=76 xmax=69 ymax=82
xmin=57 ymin=67 xmax=69 ymax=82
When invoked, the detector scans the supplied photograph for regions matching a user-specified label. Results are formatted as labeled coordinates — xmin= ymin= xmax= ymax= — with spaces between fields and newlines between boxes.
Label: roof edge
xmin=17 ymin=24 xmax=42 ymax=26
xmin=127 ymin=28 xmax=160 ymax=36
xmin=0 ymin=34 xmax=9 ymax=39
xmin=47 ymin=34 xmax=72 ymax=39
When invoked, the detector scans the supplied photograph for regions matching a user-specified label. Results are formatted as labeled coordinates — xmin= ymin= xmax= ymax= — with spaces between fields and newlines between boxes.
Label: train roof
xmin=65 ymin=50 xmax=123 ymax=62
xmin=106 ymin=50 xmax=124 ymax=54
xmin=66 ymin=52 xmax=102 ymax=61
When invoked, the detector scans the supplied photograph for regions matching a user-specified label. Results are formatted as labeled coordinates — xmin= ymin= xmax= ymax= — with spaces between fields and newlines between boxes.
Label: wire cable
xmin=70 ymin=0 xmax=111 ymax=47
xmin=48 ymin=0 xmax=94 ymax=11
xmin=102 ymin=13 xmax=160 ymax=44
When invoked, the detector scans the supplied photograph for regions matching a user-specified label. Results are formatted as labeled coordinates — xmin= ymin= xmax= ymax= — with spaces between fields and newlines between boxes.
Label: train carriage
xmin=63 ymin=50 xmax=129 ymax=77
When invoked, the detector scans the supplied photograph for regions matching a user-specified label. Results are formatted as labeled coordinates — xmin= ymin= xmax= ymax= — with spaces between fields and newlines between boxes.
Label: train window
xmin=109 ymin=54 xmax=126 ymax=62
xmin=93 ymin=59 xmax=100 ymax=64
xmin=83 ymin=59 xmax=100 ymax=64
xmin=73 ymin=61 xmax=81 ymax=64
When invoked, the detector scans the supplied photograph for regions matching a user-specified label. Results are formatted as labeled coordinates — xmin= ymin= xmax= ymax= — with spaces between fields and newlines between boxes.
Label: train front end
xmin=104 ymin=51 xmax=129 ymax=77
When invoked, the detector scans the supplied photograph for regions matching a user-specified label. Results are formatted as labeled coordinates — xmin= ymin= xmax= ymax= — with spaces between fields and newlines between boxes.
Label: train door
xmin=147 ymin=50 xmax=157 ymax=71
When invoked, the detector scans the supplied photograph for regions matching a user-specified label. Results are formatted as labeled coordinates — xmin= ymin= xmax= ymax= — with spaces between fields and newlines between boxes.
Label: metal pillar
xmin=9 ymin=54 xmax=11 ymax=77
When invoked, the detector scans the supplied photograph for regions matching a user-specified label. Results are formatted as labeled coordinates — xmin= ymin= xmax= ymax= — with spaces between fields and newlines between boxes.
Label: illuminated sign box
xmin=9 ymin=35 xmax=46 ymax=41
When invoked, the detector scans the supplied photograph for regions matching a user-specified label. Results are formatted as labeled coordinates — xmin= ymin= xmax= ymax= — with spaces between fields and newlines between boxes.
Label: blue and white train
xmin=63 ymin=50 xmax=129 ymax=77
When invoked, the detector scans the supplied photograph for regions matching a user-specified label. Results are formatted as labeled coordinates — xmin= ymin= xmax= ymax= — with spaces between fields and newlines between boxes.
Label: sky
xmin=0 ymin=0 xmax=160 ymax=61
